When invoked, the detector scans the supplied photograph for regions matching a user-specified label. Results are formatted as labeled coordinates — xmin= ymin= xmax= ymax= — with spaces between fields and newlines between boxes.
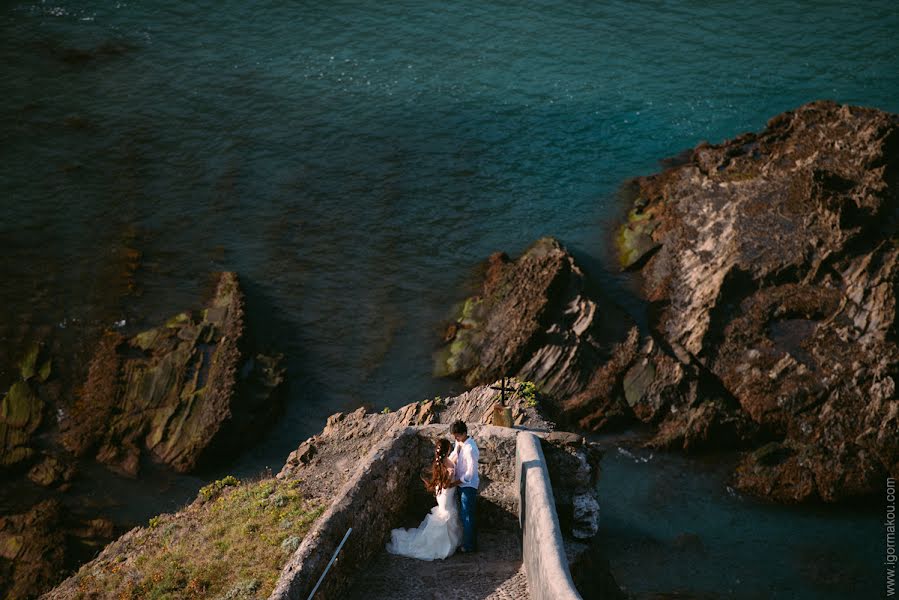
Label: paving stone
xmin=344 ymin=529 xmax=530 ymax=599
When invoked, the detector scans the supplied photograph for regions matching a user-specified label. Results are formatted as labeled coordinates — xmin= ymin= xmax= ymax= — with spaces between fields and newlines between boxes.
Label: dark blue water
xmin=596 ymin=439 xmax=881 ymax=599
xmin=2 ymin=1 xmax=896 ymax=596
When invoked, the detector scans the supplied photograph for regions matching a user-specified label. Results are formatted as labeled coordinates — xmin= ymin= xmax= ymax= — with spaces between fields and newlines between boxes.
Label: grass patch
xmin=75 ymin=477 xmax=323 ymax=600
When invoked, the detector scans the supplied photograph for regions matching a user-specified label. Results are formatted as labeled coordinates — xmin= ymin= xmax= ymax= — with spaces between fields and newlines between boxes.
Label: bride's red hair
xmin=424 ymin=438 xmax=454 ymax=494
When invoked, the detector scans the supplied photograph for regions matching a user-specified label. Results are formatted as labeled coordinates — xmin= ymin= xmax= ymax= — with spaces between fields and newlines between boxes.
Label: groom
xmin=449 ymin=419 xmax=479 ymax=553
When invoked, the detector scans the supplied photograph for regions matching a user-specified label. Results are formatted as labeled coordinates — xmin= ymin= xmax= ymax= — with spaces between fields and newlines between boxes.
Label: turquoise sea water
xmin=2 ymin=1 xmax=897 ymax=596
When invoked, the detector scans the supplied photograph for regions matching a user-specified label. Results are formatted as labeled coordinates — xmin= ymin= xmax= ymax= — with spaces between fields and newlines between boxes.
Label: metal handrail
xmin=306 ymin=527 xmax=352 ymax=600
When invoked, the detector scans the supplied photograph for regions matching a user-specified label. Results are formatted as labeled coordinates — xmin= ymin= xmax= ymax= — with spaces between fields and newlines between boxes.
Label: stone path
xmin=344 ymin=529 xmax=530 ymax=600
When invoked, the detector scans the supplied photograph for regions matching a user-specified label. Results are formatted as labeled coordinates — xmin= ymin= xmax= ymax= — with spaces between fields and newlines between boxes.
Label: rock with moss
xmin=60 ymin=272 xmax=286 ymax=477
xmin=614 ymin=101 xmax=899 ymax=502
xmin=436 ymin=237 xmax=633 ymax=416
xmin=0 ymin=380 xmax=44 ymax=468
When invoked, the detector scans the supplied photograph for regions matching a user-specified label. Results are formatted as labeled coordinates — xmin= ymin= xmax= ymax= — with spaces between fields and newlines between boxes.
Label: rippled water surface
xmin=2 ymin=1 xmax=896 ymax=595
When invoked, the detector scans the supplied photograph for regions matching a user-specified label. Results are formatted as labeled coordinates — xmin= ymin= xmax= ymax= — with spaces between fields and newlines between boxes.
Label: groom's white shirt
xmin=450 ymin=437 xmax=479 ymax=490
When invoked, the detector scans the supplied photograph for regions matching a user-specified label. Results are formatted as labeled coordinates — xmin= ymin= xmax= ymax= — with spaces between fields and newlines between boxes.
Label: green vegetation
xmin=381 ymin=407 xmax=391 ymax=414
xmin=73 ymin=477 xmax=323 ymax=600
xmin=418 ymin=395 xmax=444 ymax=407
xmin=615 ymin=207 xmax=659 ymax=270
xmin=518 ymin=380 xmax=540 ymax=408
xmin=198 ymin=475 xmax=240 ymax=501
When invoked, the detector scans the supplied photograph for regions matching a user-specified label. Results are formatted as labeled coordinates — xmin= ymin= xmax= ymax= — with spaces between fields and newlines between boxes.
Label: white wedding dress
xmin=386 ymin=486 xmax=463 ymax=560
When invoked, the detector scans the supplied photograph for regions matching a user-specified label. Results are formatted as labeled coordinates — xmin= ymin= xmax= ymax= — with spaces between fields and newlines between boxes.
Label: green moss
xmin=616 ymin=209 xmax=659 ymax=270
xmin=0 ymin=534 xmax=23 ymax=560
xmin=133 ymin=328 xmax=160 ymax=350
xmin=19 ymin=342 xmax=41 ymax=381
xmin=0 ymin=442 xmax=34 ymax=467
xmin=165 ymin=312 xmax=191 ymax=328
xmin=460 ymin=296 xmax=484 ymax=325
xmin=38 ymin=359 xmax=52 ymax=383
xmin=1 ymin=381 xmax=42 ymax=431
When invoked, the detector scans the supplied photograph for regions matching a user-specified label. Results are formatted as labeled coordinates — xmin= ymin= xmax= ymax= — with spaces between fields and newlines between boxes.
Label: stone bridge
xmin=268 ymin=424 xmax=600 ymax=600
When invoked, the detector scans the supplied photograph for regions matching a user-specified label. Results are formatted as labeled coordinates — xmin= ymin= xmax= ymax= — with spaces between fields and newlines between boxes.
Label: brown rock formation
xmin=60 ymin=272 xmax=285 ymax=477
xmin=436 ymin=236 xmax=632 ymax=416
xmin=278 ymin=380 xmax=554 ymax=495
xmin=0 ymin=500 xmax=65 ymax=600
xmin=615 ymin=101 xmax=899 ymax=502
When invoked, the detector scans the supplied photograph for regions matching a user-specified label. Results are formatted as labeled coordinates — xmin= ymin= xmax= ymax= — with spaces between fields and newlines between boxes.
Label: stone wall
xmin=269 ymin=427 xmax=425 ymax=600
xmin=269 ymin=424 xmax=600 ymax=600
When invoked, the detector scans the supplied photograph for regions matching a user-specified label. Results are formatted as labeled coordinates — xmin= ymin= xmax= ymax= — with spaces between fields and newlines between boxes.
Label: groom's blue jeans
xmin=459 ymin=486 xmax=478 ymax=551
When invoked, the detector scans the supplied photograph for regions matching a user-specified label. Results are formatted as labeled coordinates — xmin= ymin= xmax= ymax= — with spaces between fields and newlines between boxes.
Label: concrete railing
xmin=516 ymin=431 xmax=583 ymax=600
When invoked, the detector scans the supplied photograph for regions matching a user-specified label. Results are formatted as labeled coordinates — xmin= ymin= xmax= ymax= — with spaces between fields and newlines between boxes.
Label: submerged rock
xmin=0 ymin=381 xmax=44 ymax=468
xmin=615 ymin=101 xmax=899 ymax=502
xmin=0 ymin=500 xmax=66 ymax=599
xmin=60 ymin=272 xmax=285 ymax=477
xmin=27 ymin=453 xmax=76 ymax=489
xmin=0 ymin=341 xmax=53 ymax=469
xmin=0 ymin=500 xmax=116 ymax=599
xmin=436 ymin=237 xmax=632 ymax=414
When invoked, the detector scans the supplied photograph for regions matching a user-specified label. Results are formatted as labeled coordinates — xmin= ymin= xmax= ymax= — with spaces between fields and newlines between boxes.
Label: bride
xmin=386 ymin=438 xmax=462 ymax=560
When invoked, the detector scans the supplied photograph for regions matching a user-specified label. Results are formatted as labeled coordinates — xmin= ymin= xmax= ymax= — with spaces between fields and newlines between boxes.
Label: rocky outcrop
xmin=27 ymin=453 xmax=76 ymax=489
xmin=613 ymin=101 xmax=899 ymax=502
xmin=0 ymin=342 xmax=53 ymax=468
xmin=436 ymin=237 xmax=632 ymax=416
xmin=60 ymin=272 xmax=285 ymax=477
xmin=278 ymin=380 xmax=555 ymax=498
xmin=0 ymin=501 xmax=65 ymax=600
xmin=0 ymin=500 xmax=114 ymax=600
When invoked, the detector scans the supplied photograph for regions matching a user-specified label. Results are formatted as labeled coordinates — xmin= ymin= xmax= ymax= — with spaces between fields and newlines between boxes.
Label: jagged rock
xmin=0 ymin=500 xmax=117 ymax=599
xmin=0 ymin=500 xmax=66 ymax=599
xmin=436 ymin=236 xmax=632 ymax=411
xmin=27 ymin=454 xmax=76 ymax=489
xmin=562 ymin=327 xmax=757 ymax=450
xmin=279 ymin=381 xmax=555 ymax=493
xmin=617 ymin=101 xmax=899 ymax=502
xmin=0 ymin=380 xmax=44 ymax=468
xmin=60 ymin=272 xmax=286 ymax=477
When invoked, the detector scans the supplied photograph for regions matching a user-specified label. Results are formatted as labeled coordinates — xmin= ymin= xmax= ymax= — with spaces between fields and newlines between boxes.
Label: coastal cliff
xmin=618 ymin=100 xmax=899 ymax=502
xmin=45 ymin=383 xmax=606 ymax=599
xmin=438 ymin=101 xmax=899 ymax=504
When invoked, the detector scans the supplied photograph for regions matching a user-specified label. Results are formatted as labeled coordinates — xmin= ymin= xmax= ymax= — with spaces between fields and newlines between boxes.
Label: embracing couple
xmin=386 ymin=420 xmax=479 ymax=560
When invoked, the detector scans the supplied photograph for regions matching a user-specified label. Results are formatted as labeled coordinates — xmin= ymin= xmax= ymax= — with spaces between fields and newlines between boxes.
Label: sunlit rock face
xmin=618 ymin=101 xmax=899 ymax=502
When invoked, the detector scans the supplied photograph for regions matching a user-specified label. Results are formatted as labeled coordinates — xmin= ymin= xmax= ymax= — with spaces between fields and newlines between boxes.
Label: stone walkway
xmin=344 ymin=529 xmax=530 ymax=600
